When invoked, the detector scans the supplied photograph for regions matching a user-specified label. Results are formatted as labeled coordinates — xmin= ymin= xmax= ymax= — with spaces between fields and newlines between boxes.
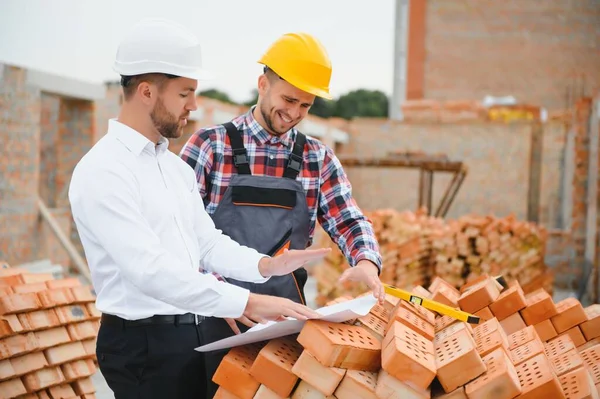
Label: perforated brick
xmin=374 ymin=369 xmax=431 ymax=399
xmin=489 ymin=284 xmax=527 ymax=321
xmin=370 ymin=303 xmax=392 ymax=323
xmin=475 ymin=328 xmax=509 ymax=358
xmin=291 ymin=350 xmax=345 ymax=396
xmin=520 ymin=289 xmax=558 ymax=326
xmin=297 ymin=320 xmax=381 ymax=371
xmin=510 ymin=338 xmax=545 ymax=366
xmin=249 ymin=336 xmax=302 ymax=398
xmin=551 ymin=348 xmax=584 ymax=377
xmin=515 ymin=353 xmax=565 ymax=399
xmin=333 ymin=370 xmax=377 ymax=399
xmin=387 ymin=306 xmax=435 ymax=341
xmin=534 ymin=319 xmax=558 ymax=342
xmin=507 ymin=326 xmax=541 ymax=350
xmin=212 ymin=342 xmax=265 ymax=399
xmin=435 ymin=314 xmax=459 ymax=333
xmin=578 ymin=338 xmax=600 ymax=354
xmin=435 ymin=322 xmax=472 ymax=345
xmin=458 ymin=278 xmax=501 ymax=314
xmin=580 ymin=305 xmax=600 ymax=341
xmin=545 ymin=335 xmax=577 ymax=360
xmin=560 ymin=326 xmax=587 ymax=348
xmin=384 ymin=320 xmax=434 ymax=356
xmin=472 ymin=317 xmax=502 ymax=342
xmin=399 ymin=300 xmax=436 ymax=325
xmin=558 ymin=367 xmax=598 ymax=399
xmin=551 ymin=298 xmax=588 ymax=334
xmin=464 ymin=347 xmax=521 ymax=399
xmin=357 ymin=313 xmax=385 ymax=341
xmin=435 ymin=328 xmax=486 ymax=393
xmin=580 ymin=345 xmax=600 ymax=386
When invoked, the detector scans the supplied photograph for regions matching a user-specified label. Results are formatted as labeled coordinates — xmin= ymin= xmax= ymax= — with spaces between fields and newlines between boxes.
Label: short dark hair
xmin=263 ymin=66 xmax=285 ymax=84
xmin=120 ymin=73 xmax=178 ymax=100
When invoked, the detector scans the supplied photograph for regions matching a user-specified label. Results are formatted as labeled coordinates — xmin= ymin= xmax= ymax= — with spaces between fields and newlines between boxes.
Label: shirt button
xmin=269 ymin=155 xmax=274 ymax=160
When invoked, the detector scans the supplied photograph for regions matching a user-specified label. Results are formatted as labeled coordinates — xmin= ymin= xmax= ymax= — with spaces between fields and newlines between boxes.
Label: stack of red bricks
xmin=211 ymin=275 xmax=600 ymax=398
xmin=314 ymin=210 xmax=549 ymax=306
xmin=0 ymin=265 xmax=100 ymax=399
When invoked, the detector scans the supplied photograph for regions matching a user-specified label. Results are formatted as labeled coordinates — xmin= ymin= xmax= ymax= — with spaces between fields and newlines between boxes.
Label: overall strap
xmin=283 ymin=132 xmax=306 ymax=179
xmin=224 ymin=122 xmax=251 ymax=175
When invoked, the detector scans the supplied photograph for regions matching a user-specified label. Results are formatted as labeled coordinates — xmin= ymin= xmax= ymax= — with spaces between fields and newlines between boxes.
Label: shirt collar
xmin=108 ymin=119 xmax=169 ymax=156
xmin=242 ymin=106 xmax=295 ymax=148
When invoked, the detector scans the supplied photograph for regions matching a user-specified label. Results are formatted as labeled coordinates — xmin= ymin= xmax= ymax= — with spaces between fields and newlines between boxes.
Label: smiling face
xmin=150 ymin=77 xmax=197 ymax=139
xmin=255 ymin=70 xmax=315 ymax=136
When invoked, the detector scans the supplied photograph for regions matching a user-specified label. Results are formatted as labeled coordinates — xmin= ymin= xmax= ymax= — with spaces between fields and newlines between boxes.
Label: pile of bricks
xmin=210 ymin=275 xmax=600 ymax=399
xmin=313 ymin=210 xmax=548 ymax=306
xmin=0 ymin=264 xmax=100 ymax=399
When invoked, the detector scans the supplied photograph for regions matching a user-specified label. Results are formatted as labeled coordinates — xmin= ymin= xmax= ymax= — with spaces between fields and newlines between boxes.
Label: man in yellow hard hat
xmin=180 ymin=32 xmax=385 ymax=397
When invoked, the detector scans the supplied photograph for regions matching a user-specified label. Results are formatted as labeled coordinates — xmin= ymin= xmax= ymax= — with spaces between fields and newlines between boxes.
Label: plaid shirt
xmin=179 ymin=107 xmax=382 ymax=271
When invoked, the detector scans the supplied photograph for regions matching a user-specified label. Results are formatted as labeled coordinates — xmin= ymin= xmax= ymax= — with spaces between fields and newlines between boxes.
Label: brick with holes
xmin=291 ymin=380 xmax=336 ymax=399
xmin=434 ymin=322 xmax=474 ymax=347
xmin=580 ymin=345 xmax=600 ymax=387
xmin=249 ymin=336 xmax=303 ymax=398
xmin=369 ymin=303 xmax=392 ymax=324
xmin=212 ymin=342 xmax=264 ymax=399
xmin=545 ymin=335 xmax=577 ymax=360
xmin=475 ymin=327 xmax=509 ymax=358
xmin=333 ymin=370 xmax=378 ymax=399
xmin=0 ymin=292 xmax=42 ymax=314
xmin=386 ymin=305 xmax=434 ymax=341
xmin=472 ymin=317 xmax=502 ymax=342
xmin=581 ymin=305 xmax=600 ymax=342
xmin=382 ymin=321 xmax=436 ymax=389
xmin=464 ymin=347 xmax=521 ymax=399
xmin=534 ymin=319 xmax=558 ymax=342
xmin=435 ymin=314 xmax=459 ymax=333
xmin=297 ymin=320 xmax=381 ymax=371
xmin=551 ymin=348 xmax=585 ymax=377
xmin=559 ymin=367 xmax=599 ymax=399
xmin=516 ymin=354 xmax=567 ymax=398
xmin=435 ymin=328 xmax=486 ymax=393
xmin=488 ymin=284 xmax=527 ymax=321
xmin=551 ymin=298 xmax=588 ymax=334
xmin=579 ymin=338 xmax=600 ymax=353
xmin=559 ymin=326 xmax=587 ymax=348
xmin=291 ymin=350 xmax=345 ymax=397
xmin=520 ymin=289 xmax=558 ymax=326
xmin=374 ymin=369 xmax=431 ymax=399
xmin=399 ymin=300 xmax=436 ymax=325
xmin=22 ymin=366 xmax=66 ymax=391
xmin=507 ymin=326 xmax=540 ymax=350
xmin=500 ymin=312 xmax=527 ymax=336
xmin=356 ymin=313 xmax=385 ymax=341
xmin=458 ymin=278 xmax=501 ymax=314
xmin=0 ymin=378 xmax=27 ymax=398
xmin=10 ymin=351 xmax=48 ymax=376
xmin=509 ymin=337 xmax=545 ymax=366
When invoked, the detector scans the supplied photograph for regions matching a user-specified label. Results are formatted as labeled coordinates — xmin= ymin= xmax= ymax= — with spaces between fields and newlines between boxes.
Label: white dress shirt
xmin=68 ymin=119 xmax=268 ymax=320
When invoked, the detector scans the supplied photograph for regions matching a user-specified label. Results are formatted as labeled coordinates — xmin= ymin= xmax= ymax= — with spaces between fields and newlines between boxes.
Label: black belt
xmin=101 ymin=313 xmax=205 ymax=327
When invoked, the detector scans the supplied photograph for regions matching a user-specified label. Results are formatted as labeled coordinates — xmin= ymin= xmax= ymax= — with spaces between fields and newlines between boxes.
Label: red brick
xmin=291 ymin=350 xmax=345 ymax=396
xmin=387 ymin=305 xmax=435 ymax=340
xmin=44 ymin=341 xmax=88 ymax=365
xmin=580 ymin=345 xmax=600 ymax=386
xmin=499 ymin=312 xmax=526 ymax=336
xmin=435 ymin=314 xmax=459 ymax=333
xmin=81 ymin=394 xmax=97 ymax=399
xmin=333 ymin=370 xmax=377 ymax=399
xmin=545 ymin=335 xmax=576 ymax=360
xmin=520 ymin=289 xmax=558 ymax=325
xmin=472 ymin=317 xmax=502 ymax=342
xmin=551 ymin=298 xmax=588 ymax=334
xmin=71 ymin=376 xmax=95 ymax=395
xmin=559 ymin=367 xmax=598 ymax=399
xmin=434 ymin=322 xmax=473 ymax=346
xmin=473 ymin=306 xmax=494 ymax=322
xmin=431 ymin=285 xmax=460 ymax=308
xmin=356 ymin=313 xmax=385 ymax=341
xmin=0 ymin=286 xmax=13 ymax=297
xmin=430 ymin=387 xmax=467 ymax=398
xmin=534 ymin=319 xmax=558 ymax=342
xmin=12 ymin=282 xmax=48 ymax=294
xmin=46 ymin=278 xmax=81 ymax=290
xmin=10 ymin=351 xmax=48 ymax=376
xmin=559 ymin=326 xmax=587 ymax=348
xmin=66 ymin=321 xmax=99 ymax=341
xmin=0 ymin=378 xmax=27 ymax=398
xmin=578 ymin=338 xmax=600 ymax=353
xmin=580 ymin=305 xmax=600 ymax=341
xmin=429 ymin=277 xmax=459 ymax=296
xmin=212 ymin=343 xmax=264 ymax=399
xmin=60 ymin=359 xmax=97 ymax=381
xmin=488 ymin=284 xmax=527 ymax=321
xmin=458 ymin=278 xmax=500 ymax=314
xmin=70 ymin=286 xmax=96 ymax=303
xmin=2 ymin=314 xmax=24 ymax=334
xmin=374 ymin=369 xmax=431 ymax=399
xmin=18 ymin=309 xmax=61 ymax=331
xmin=54 ymin=305 xmax=90 ymax=324
xmin=507 ymin=326 xmax=540 ymax=350
xmin=464 ymin=347 xmax=521 ymax=399
xmin=297 ymin=320 xmax=381 ymax=371
xmin=48 ymin=383 xmax=77 ymax=398
xmin=475 ymin=327 xmax=509 ymax=358
xmin=0 ymin=318 xmax=14 ymax=339
xmin=369 ymin=303 xmax=392 ymax=324
xmin=252 ymin=384 xmax=286 ymax=399
xmin=22 ymin=366 xmax=66 ymax=391
xmin=0 ymin=358 xmax=15 ymax=380
xmin=399 ymin=300 xmax=436 ymax=325
xmin=249 ymin=336 xmax=302 ymax=398
xmin=34 ymin=327 xmax=71 ymax=350
xmin=81 ymin=338 xmax=96 ymax=357
xmin=291 ymin=380 xmax=336 ymax=398
xmin=509 ymin=338 xmax=545 ymax=366
xmin=0 ymin=292 xmax=42 ymax=314
xmin=515 ymin=353 xmax=565 ymax=399
xmin=551 ymin=348 xmax=584 ymax=377
xmin=86 ymin=302 xmax=101 ymax=320
xmin=435 ymin=328 xmax=486 ymax=393
xmin=0 ymin=332 xmax=38 ymax=359
xmin=38 ymin=288 xmax=76 ymax=308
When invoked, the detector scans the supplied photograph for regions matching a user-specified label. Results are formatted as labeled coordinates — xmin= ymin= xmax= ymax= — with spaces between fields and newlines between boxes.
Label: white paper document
xmin=195 ymin=295 xmax=377 ymax=352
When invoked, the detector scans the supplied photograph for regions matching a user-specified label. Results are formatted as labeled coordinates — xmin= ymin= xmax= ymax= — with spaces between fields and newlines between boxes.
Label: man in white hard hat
xmin=68 ymin=18 xmax=328 ymax=399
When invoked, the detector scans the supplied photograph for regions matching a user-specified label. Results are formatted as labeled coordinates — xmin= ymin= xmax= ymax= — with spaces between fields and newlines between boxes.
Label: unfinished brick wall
xmin=416 ymin=0 xmax=600 ymax=111
xmin=0 ymin=65 xmax=41 ymax=265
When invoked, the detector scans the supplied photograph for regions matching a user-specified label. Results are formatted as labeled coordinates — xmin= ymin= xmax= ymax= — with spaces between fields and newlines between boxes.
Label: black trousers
xmin=96 ymin=314 xmax=206 ymax=399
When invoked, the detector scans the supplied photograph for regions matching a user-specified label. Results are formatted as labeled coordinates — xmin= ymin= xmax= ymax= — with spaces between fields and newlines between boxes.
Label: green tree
xmin=308 ymin=97 xmax=335 ymax=118
xmin=199 ymin=89 xmax=236 ymax=105
xmin=243 ymin=89 xmax=259 ymax=107
xmin=333 ymin=89 xmax=389 ymax=120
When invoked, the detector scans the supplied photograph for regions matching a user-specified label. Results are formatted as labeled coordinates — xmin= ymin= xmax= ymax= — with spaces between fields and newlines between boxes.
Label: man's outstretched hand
xmin=338 ymin=260 xmax=385 ymax=305
xmin=258 ymin=247 xmax=331 ymax=277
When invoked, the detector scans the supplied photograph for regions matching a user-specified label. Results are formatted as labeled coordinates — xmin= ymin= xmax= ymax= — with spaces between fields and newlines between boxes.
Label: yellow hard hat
xmin=258 ymin=33 xmax=333 ymax=100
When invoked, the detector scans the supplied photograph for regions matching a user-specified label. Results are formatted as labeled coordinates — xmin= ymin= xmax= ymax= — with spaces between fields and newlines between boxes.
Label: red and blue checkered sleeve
xmin=317 ymin=146 xmax=383 ymax=271
xmin=179 ymin=130 xmax=214 ymax=200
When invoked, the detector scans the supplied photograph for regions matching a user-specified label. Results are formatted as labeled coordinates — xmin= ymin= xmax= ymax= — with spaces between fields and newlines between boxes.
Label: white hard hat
xmin=113 ymin=18 xmax=213 ymax=80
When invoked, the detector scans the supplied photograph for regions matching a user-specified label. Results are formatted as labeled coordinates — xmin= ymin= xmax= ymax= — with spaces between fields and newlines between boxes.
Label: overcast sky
xmin=0 ymin=0 xmax=396 ymax=103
